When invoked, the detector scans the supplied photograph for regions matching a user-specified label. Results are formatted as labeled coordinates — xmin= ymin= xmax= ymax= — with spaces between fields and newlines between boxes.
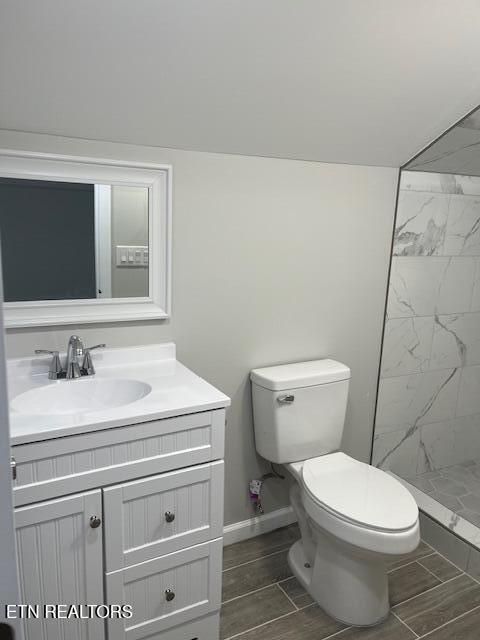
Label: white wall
xmin=0 ymin=130 xmax=399 ymax=525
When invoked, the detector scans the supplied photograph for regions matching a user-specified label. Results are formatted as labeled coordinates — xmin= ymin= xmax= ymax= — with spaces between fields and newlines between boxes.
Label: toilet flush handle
xmin=277 ymin=394 xmax=295 ymax=404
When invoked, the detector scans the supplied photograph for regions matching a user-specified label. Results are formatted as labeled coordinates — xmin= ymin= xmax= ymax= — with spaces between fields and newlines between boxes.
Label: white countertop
xmin=8 ymin=343 xmax=230 ymax=445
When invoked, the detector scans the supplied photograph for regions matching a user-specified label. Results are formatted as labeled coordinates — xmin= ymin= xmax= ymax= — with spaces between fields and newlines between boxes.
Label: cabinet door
xmin=15 ymin=491 xmax=104 ymax=640
xmin=103 ymin=461 xmax=224 ymax=570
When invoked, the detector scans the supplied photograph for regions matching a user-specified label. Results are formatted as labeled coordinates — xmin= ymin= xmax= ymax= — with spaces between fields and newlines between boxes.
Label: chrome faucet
xmin=65 ymin=335 xmax=84 ymax=379
xmin=34 ymin=336 xmax=106 ymax=380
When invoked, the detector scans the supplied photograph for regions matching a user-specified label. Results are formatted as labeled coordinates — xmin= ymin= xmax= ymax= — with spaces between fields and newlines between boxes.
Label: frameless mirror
xmin=0 ymin=178 xmax=149 ymax=302
xmin=0 ymin=151 xmax=171 ymax=327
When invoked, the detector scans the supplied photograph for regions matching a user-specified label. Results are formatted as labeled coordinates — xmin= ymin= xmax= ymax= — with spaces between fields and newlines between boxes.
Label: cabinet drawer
xmin=106 ymin=539 xmax=222 ymax=640
xmin=104 ymin=461 xmax=224 ymax=570
xmin=12 ymin=410 xmax=225 ymax=506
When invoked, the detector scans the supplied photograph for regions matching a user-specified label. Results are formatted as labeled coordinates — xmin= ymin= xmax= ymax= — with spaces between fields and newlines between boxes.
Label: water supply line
xmin=249 ymin=463 xmax=285 ymax=514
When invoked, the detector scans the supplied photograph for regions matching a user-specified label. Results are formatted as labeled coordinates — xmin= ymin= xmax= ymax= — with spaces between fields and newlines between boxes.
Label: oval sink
xmin=11 ymin=378 xmax=152 ymax=415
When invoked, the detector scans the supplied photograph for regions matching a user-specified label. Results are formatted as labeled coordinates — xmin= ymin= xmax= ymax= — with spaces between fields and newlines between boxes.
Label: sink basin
xmin=11 ymin=378 xmax=152 ymax=415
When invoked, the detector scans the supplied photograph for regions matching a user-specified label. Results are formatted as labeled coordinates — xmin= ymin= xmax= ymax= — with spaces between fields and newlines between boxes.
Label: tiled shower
xmin=373 ymin=170 xmax=480 ymax=530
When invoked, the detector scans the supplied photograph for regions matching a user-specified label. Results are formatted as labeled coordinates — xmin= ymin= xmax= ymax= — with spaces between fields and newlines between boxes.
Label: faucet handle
xmin=34 ymin=349 xmax=64 ymax=380
xmin=82 ymin=344 xmax=106 ymax=376
xmin=85 ymin=344 xmax=106 ymax=351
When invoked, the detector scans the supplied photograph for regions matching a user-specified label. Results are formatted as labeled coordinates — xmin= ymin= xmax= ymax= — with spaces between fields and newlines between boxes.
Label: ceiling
xmin=2 ymin=0 xmax=480 ymax=167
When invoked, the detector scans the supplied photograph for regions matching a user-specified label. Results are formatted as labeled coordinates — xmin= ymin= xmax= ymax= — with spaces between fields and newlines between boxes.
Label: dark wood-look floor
xmin=220 ymin=524 xmax=480 ymax=639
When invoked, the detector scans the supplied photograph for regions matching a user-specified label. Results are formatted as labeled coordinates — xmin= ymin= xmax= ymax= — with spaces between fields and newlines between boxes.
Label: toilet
xmin=250 ymin=359 xmax=419 ymax=627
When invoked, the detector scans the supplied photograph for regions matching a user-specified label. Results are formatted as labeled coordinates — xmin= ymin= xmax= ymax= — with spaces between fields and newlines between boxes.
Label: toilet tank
xmin=250 ymin=359 xmax=350 ymax=463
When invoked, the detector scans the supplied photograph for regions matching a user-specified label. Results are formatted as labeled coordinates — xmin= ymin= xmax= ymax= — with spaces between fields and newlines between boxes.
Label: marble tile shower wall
xmin=373 ymin=171 xmax=480 ymax=480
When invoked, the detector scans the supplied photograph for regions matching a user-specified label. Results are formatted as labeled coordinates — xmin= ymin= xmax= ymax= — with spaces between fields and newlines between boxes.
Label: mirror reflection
xmin=0 ymin=178 xmax=149 ymax=302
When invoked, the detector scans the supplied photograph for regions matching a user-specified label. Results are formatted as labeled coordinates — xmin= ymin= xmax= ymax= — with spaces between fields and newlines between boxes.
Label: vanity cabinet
xmin=12 ymin=410 xmax=224 ymax=507
xmin=12 ymin=409 xmax=226 ymax=640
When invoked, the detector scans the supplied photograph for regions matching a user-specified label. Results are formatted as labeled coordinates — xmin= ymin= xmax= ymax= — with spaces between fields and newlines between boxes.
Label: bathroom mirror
xmin=0 ymin=150 xmax=171 ymax=327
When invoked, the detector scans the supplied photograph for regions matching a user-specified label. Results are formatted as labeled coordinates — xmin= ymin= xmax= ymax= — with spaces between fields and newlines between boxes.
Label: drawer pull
xmin=165 ymin=589 xmax=175 ymax=602
xmin=165 ymin=511 xmax=175 ymax=523
xmin=89 ymin=515 xmax=102 ymax=529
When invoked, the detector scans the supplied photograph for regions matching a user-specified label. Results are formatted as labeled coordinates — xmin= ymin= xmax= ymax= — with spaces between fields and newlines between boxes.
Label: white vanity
xmin=8 ymin=342 xmax=229 ymax=640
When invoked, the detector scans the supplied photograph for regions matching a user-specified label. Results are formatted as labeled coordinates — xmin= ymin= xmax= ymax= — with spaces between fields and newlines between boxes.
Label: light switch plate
xmin=115 ymin=245 xmax=149 ymax=267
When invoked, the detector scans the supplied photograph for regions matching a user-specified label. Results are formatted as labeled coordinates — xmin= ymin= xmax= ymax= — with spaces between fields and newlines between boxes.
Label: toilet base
xmin=287 ymin=539 xmax=313 ymax=594
xmin=288 ymin=537 xmax=389 ymax=627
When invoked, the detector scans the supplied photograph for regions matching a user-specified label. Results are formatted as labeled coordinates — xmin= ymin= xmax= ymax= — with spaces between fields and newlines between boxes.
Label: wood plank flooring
xmin=220 ymin=524 xmax=480 ymax=639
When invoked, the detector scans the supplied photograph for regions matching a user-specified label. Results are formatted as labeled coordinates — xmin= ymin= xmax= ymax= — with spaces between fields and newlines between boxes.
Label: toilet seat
xmin=287 ymin=452 xmax=419 ymax=555
xmin=301 ymin=452 xmax=418 ymax=532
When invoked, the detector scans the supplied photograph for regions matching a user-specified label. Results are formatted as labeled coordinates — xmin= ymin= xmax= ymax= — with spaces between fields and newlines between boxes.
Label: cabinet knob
xmin=165 ymin=511 xmax=175 ymax=523
xmin=10 ymin=456 xmax=16 ymax=481
xmin=165 ymin=589 xmax=175 ymax=602
xmin=89 ymin=515 xmax=102 ymax=529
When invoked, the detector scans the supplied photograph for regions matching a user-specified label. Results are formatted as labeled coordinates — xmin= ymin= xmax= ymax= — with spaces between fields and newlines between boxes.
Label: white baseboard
xmin=223 ymin=506 xmax=297 ymax=546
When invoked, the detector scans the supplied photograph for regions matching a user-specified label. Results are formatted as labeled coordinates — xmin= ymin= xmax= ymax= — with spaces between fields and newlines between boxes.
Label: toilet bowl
xmin=286 ymin=452 xmax=419 ymax=626
xmin=250 ymin=359 xmax=420 ymax=626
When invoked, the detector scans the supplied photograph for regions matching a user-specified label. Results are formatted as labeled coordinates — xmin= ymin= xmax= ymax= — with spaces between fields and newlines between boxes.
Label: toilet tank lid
xmin=250 ymin=359 xmax=350 ymax=391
